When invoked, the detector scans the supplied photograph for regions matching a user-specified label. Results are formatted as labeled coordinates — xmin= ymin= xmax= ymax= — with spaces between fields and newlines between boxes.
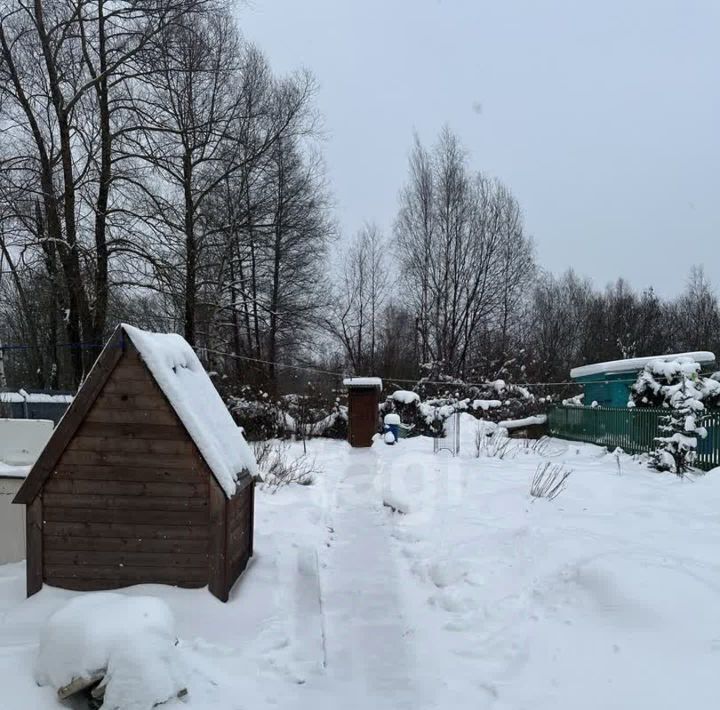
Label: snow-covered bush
xmin=630 ymin=357 xmax=716 ymax=475
xmin=630 ymin=357 xmax=720 ymax=409
xmin=229 ymin=387 xmax=290 ymax=441
xmin=229 ymin=388 xmax=347 ymax=442
xmin=650 ymin=391 xmax=707 ymax=476
xmin=380 ymin=376 xmax=542 ymax=437
xmin=286 ymin=394 xmax=347 ymax=441
xmin=413 ymin=375 xmax=539 ymax=422
xmin=530 ymin=463 xmax=572 ymax=500
xmin=515 ymin=435 xmax=556 ymax=457
xmin=474 ymin=425 xmax=513 ymax=459
xmin=35 ymin=594 xmax=185 ymax=710
xmin=253 ymin=440 xmax=318 ymax=491
xmin=562 ymin=393 xmax=584 ymax=407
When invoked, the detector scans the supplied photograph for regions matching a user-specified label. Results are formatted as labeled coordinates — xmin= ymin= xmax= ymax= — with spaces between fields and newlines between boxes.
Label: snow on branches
xmin=630 ymin=357 xmax=720 ymax=410
xmin=630 ymin=357 xmax=720 ymax=475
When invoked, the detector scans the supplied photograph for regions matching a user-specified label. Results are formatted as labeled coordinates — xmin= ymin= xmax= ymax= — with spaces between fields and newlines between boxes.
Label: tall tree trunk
xmin=183 ymin=151 xmax=196 ymax=345
xmin=268 ymin=148 xmax=284 ymax=391
xmin=89 ymin=0 xmax=111 ymax=360
xmin=33 ymin=0 xmax=90 ymax=384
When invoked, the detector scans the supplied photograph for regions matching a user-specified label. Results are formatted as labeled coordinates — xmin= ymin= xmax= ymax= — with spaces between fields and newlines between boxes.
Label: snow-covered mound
xmin=35 ymin=594 xmax=185 ymax=710
xmin=391 ymin=390 xmax=420 ymax=405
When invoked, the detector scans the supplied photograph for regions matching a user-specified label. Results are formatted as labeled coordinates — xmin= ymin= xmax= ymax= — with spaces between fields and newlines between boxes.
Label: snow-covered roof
xmin=0 ymin=462 xmax=31 ymax=479
xmin=123 ymin=325 xmax=257 ymax=497
xmin=0 ymin=391 xmax=73 ymax=404
xmin=570 ymin=351 xmax=716 ymax=380
xmin=343 ymin=377 xmax=382 ymax=389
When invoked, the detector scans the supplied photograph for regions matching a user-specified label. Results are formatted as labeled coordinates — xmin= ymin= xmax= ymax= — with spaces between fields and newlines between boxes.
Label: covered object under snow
xmin=13 ymin=324 xmax=256 ymax=602
xmin=570 ymin=351 xmax=716 ymax=408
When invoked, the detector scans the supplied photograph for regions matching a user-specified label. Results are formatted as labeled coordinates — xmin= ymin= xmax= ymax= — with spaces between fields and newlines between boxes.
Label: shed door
xmin=349 ymin=389 xmax=378 ymax=447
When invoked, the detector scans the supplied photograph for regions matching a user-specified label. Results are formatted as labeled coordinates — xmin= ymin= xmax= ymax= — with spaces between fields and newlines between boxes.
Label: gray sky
xmin=240 ymin=0 xmax=720 ymax=297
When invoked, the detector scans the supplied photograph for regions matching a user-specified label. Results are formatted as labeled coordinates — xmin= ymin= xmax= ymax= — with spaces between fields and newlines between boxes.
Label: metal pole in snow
xmin=0 ymin=339 xmax=6 ymax=390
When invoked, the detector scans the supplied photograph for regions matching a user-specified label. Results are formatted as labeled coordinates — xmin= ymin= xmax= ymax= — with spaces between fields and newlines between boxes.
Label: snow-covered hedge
xmin=228 ymin=387 xmax=348 ymax=441
xmin=229 ymin=376 xmax=546 ymax=442
xmin=381 ymin=378 xmax=544 ymax=437
xmin=228 ymin=387 xmax=290 ymax=441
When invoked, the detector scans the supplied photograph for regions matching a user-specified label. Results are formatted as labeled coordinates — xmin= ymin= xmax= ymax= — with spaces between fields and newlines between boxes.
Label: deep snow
xmin=2 ymin=419 xmax=720 ymax=709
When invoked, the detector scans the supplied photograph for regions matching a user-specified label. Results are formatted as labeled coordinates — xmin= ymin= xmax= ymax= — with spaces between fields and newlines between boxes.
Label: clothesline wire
xmin=200 ymin=347 xmax=634 ymax=389
xmin=0 ymin=340 xmax=667 ymax=389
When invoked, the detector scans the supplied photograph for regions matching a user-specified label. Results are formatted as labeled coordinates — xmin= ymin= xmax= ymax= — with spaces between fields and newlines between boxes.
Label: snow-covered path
xmin=314 ymin=447 xmax=432 ymax=710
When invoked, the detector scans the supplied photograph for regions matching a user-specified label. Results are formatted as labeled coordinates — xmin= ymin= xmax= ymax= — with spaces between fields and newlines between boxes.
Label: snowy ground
xmin=3 ymin=417 xmax=720 ymax=709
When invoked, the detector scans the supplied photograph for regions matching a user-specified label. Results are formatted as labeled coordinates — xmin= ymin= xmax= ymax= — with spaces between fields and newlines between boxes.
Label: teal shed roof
xmin=570 ymin=351 xmax=715 ymax=381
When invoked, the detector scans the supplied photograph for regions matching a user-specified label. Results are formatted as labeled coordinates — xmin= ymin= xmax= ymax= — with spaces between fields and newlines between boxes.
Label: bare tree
xmin=395 ymin=127 xmax=534 ymax=377
xmin=0 ymin=0 xmax=209 ymax=382
xmin=672 ymin=266 xmax=720 ymax=353
xmin=328 ymin=223 xmax=389 ymax=373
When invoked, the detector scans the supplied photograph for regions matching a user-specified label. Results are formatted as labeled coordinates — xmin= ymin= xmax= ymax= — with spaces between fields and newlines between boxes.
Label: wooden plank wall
xmin=225 ymin=475 xmax=254 ymax=595
xmin=42 ymin=348 xmax=211 ymax=591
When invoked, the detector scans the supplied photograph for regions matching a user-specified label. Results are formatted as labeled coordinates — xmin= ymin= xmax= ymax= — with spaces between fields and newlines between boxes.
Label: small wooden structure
xmin=344 ymin=378 xmax=382 ymax=447
xmin=13 ymin=324 xmax=256 ymax=602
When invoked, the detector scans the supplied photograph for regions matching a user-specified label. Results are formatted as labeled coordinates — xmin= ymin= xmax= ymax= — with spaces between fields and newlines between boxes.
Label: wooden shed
xmin=344 ymin=378 xmax=382 ymax=447
xmin=13 ymin=324 xmax=257 ymax=602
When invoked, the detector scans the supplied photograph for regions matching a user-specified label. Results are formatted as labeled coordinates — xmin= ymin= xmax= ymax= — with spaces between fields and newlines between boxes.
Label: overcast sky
xmin=240 ymin=0 xmax=719 ymax=297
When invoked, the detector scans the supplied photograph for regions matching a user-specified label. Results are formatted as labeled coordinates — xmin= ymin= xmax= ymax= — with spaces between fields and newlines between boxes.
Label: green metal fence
xmin=548 ymin=405 xmax=720 ymax=471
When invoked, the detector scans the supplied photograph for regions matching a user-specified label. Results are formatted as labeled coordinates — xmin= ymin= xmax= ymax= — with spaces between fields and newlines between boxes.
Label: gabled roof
xmin=14 ymin=324 xmax=256 ymax=504
xmin=121 ymin=325 xmax=256 ymax=496
xmin=343 ymin=377 xmax=383 ymax=389
xmin=570 ymin=351 xmax=716 ymax=380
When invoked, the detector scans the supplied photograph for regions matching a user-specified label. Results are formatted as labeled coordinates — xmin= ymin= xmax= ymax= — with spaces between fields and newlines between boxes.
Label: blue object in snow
xmin=384 ymin=423 xmax=399 ymax=441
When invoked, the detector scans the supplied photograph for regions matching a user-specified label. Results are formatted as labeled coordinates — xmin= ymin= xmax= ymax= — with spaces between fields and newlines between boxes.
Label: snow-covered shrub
xmin=254 ymin=440 xmax=318 ymax=491
xmin=630 ymin=357 xmax=716 ymax=475
xmin=378 ymin=394 xmax=437 ymax=437
xmin=283 ymin=391 xmax=348 ymax=441
xmin=474 ymin=421 xmax=513 ymax=459
xmin=515 ymin=435 xmax=555 ymax=457
xmin=381 ymin=375 xmax=542 ymax=438
xmin=390 ymin=390 xmax=420 ymax=406
xmin=229 ymin=387 xmax=290 ymax=441
xmin=304 ymin=403 xmax=348 ymax=440
xmin=562 ymin=393 xmax=584 ymax=407
xmin=630 ymin=357 xmax=720 ymax=409
xmin=35 ymin=594 xmax=185 ymax=710
xmin=530 ymin=463 xmax=572 ymax=500
xmin=650 ymin=390 xmax=707 ymax=476
xmin=419 ymin=376 xmax=541 ymax=424
xmin=229 ymin=388 xmax=348 ymax=442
